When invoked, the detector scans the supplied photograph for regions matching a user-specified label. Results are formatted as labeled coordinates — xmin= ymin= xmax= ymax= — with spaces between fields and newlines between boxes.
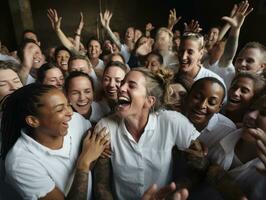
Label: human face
xmin=43 ymin=68 xmax=64 ymax=90
xmin=110 ymin=55 xmax=125 ymax=64
xmin=0 ymin=69 xmax=23 ymax=101
xmin=242 ymin=97 xmax=266 ymax=143
xmin=26 ymin=42 xmax=43 ymax=69
xmin=117 ymin=71 xmax=151 ymax=118
xmin=125 ymin=27 xmax=135 ymax=42
xmin=34 ymin=89 xmax=73 ymax=138
xmin=69 ymin=59 xmax=91 ymax=74
xmin=235 ymin=48 xmax=265 ymax=73
xmin=208 ymin=28 xmax=219 ymax=44
xmin=226 ymin=77 xmax=255 ymax=112
xmin=67 ymin=76 xmax=93 ymax=117
xmin=88 ymin=40 xmax=102 ymax=59
xmin=155 ymin=31 xmax=171 ymax=51
xmin=186 ymin=81 xmax=224 ymax=130
xmin=167 ymin=83 xmax=187 ymax=112
xmin=56 ymin=50 xmax=70 ymax=72
xmin=178 ymin=39 xmax=203 ymax=74
xmin=145 ymin=54 xmax=161 ymax=72
xmin=102 ymin=66 xmax=126 ymax=100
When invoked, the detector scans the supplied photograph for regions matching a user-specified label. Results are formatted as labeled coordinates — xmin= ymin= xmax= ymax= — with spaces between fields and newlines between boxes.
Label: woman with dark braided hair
xmin=1 ymin=83 xmax=109 ymax=200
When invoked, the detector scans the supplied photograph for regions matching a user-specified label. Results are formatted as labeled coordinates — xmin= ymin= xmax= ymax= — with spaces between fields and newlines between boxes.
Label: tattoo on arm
xmin=66 ymin=170 xmax=89 ymax=200
xmin=94 ymin=158 xmax=113 ymax=200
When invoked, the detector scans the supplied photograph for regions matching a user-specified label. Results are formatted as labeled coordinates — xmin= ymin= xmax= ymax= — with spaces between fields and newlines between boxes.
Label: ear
xmin=261 ymin=62 xmax=266 ymax=71
xmin=145 ymin=95 xmax=156 ymax=109
xmin=25 ymin=115 xmax=40 ymax=128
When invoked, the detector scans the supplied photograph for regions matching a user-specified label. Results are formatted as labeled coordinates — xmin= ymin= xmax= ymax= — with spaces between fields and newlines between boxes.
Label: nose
xmin=9 ymin=83 xmax=19 ymax=91
xmin=109 ymin=79 xmax=116 ymax=88
xmin=237 ymin=60 xmax=247 ymax=71
xmin=198 ymin=99 xmax=208 ymax=109
xmin=66 ymin=104 xmax=73 ymax=116
xmin=79 ymin=92 xmax=86 ymax=100
xmin=232 ymin=88 xmax=241 ymax=97
xmin=181 ymin=51 xmax=188 ymax=60
xmin=119 ymin=82 xmax=127 ymax=93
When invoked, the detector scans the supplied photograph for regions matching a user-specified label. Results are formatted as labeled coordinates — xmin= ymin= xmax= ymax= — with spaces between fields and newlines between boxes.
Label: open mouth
xmin=33 ymin=59 xmax=40 ymax=63
xmin=117 ymin=96 xmax=131 ymax=109
xmin=61 ymin=61 xmax=68 ymax=66
xmin=76 ymin=102 xmax=89 ymax=107
xmin=228 ymin=97 xmax=241 ymax=104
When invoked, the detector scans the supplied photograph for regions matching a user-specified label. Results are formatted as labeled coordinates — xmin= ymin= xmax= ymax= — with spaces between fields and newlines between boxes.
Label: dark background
xmin=1 ymin=0 xmax=265 ymax=51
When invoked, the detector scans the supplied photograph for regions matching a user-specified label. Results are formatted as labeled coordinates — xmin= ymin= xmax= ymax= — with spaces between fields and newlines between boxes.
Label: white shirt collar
xmin=21 ymin=130 xmax=72 ymax=159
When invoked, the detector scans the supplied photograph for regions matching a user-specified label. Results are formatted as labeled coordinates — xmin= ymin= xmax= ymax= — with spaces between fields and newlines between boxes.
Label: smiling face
xmin=43 ymin=68 xmax=64 ymax=90
xmin=0 ymin=69 xmax=23 ymax=101
xmin=32 ymin=89 xmax=73 ymax=138
xmin=242 ymin=96 xmax=266 ymax=143
xmin=117 ymin=71 xmax=153 ymax=118
xmin=56 ymin=50 xmax=70 ymax=72
xmin=102 ymin=66 xmax=126 ymax=100
xmin=88 ymin=40 xmax=102 ymax=59
xmin=235 ymin=48 xmax=265 ymax=73
xmin=186 ymin=80 xmax=224 ymax=130
xmin=178 ymin=39 xmax=203 ymax=75
xmin=166 ymin=83 xmax=187 ymax=112
xmin=226 ymin=77 xmax=255 ymax=112
xmin=66 ymin=76 xmax=94 ymax=117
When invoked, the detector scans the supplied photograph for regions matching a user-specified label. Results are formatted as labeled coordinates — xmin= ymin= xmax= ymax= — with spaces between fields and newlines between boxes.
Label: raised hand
xmin=184 ymin=19 xmax=202 ymax=33
xmin=77 ymin=12 xmax=84 ymax=32
xmin=100 ymin=10 xmax=113 ymax=29
xmin=168 ymin=9 xmax=182 ymax=31
xmin=47 ymin=8 xmax=62 ymax=31
xmin=222 ymin=0 xmax=253 ymax=29
xmin=136 ymin=38 xmax=154 ymax=56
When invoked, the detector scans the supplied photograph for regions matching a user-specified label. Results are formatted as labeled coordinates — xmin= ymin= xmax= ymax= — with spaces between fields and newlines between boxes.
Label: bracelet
xmin=75 ymin=32 xmax=81 ymax=37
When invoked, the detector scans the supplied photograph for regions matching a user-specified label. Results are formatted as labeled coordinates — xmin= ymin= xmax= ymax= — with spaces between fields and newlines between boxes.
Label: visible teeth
xmin=118 ymin=97 xmax=129 ymax=101
xmin=77 ymin=102 xmax=88 ymax=106
xmin=34 ymin=60 xmax=40 ymax=63
xmin=61 ymin=62 xmax=67 ymax=65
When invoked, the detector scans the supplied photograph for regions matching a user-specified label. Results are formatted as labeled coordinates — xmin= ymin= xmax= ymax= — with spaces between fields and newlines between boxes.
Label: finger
xmin=155 ymin=182 xmax=176 ymax=199
xmin=221 ymin=16 xmax=237 ymax=27
xmin=230 ymin=4 xmax=238 ymax=17
xmin=244 ymin=6 xmax=253 ymax=16
xmin=142 ymin=184 xmax=158 ymax=200
xmin=173 ymin=8 xmax=176 ymax=16
xmin=257 ymin=139 xmax=266 ymax=154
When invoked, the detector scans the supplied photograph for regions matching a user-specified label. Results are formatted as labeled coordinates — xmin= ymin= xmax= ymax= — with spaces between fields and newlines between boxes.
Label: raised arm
xmin=184 ymin=20 xmax=202 ymax=33
xmin=47 ymin=8 xmax=76 ymax=52
xmin=100 ymin=10 xmax=122 ymax=50
xmin=218 ymin=1 xmax=253 ymax=68
xmin=167 ymin=9 xmax=182 ymax=32
xmin=73 ymin=12 xmax=84 ymax=51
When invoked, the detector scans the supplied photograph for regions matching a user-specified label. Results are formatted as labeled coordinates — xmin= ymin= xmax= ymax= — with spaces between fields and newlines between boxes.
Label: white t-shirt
xmin=89 ymin=101 xmax=111 ymax=123
xmin=95 ymin=59 xmax=105 ymax=70
xmin=120 ymin=44 xmax=131 ymax=64
xmin=198 ymin=113 xmax=236 ymax=162
xmin=26 ymin=74 xmax=36 ymax=85
xmin=210 ymin=129 xmax=266 ymax=200
xmin=208 ymin=62 xmax=235 ymax=89
xmin=5 ymin=112 xmax=92 ymax=200
xmin=96 ymin=110 xmax=200 ymax=200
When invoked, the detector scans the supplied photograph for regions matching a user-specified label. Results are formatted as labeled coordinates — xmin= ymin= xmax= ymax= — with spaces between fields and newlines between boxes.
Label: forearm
xmin=218 ymin=28 xmax=239 ymax=68
xmin=55 ymin=28 xmax=76 ymax=51
xmin=94 ymin=158 xmax=113 ymax=200
xmin=66 ymin=170 xmax=89 ymax=200
xmin=218 ymin=23 xmax=231 ymax=41
xmin=74 ymin=28 xmax=82 ymax=51
xmin=18 ymin=65 xmax=31 ymax=85
xmin=105 ymin=27 xmax=122 ymax=50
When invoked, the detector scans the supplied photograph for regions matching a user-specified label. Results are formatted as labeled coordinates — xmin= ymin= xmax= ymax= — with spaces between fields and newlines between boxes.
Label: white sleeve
xmin=5 ymin=158 xmax=55 ymax=200
xmin=172 ymin=113 xmax=200 ymax=150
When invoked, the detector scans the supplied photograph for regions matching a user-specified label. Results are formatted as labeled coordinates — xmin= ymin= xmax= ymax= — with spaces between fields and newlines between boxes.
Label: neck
xmin=33 ymin=130 xmax=64 ymax=149
xmin=180 ymin=64 xmax=200 ymax=79
xmin=124 ymin=112 xmax=150 ymax=142
xmin=89 ymin=58 xmax=99 ymax=68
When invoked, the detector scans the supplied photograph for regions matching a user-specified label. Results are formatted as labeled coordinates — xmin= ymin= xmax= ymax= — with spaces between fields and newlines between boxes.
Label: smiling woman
xmin=0 ymin=83 xmax=109 ymax=200
xmin=94 ymin=67 xmax=202 ymax=200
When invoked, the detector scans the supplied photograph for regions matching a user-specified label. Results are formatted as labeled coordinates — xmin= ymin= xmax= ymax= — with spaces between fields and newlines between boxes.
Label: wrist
xmin=75 ymin=32 xmax=81 ymax=37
